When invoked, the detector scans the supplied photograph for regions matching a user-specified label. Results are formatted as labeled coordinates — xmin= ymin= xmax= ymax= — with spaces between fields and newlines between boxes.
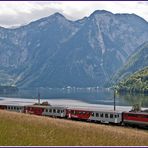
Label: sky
xmin=0 ymin=1 xmax=148 ymax=28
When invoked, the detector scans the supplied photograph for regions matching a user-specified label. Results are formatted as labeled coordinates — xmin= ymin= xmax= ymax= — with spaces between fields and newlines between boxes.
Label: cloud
xmin=0 ymin=1 xmax=147 ymax=28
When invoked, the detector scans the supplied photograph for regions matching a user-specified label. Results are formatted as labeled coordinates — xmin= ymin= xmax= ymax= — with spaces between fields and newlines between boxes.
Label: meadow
xmin=0 ymin=110 xmax=148 ymax=146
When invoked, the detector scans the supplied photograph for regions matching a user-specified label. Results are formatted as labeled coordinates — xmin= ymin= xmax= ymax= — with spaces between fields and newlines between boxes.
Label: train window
xmin=45 ymin=109 xmax=48 ymax=112
xmin=73 ymin=111 xmax=76 ymax=114
xmin=110 ymin=114 xmax=113 ymax=118
xmin=71 ymin=110 xmax=74 ymax=114
xmin=91 ymin=112 xmax=94 ymax=117
xmin=105 ymin=114 xmax=108 ymax=118
xmin=143 ymin=115 xmax=148 ymax=118
xmin=17 ymin=107 xmax=19 ymax=110
xmin=100 ymin=113 xmax=104 ymax=118
xmin=61 ymin=110 xmax=64 ymax=113
xmin=14 ymin=107 xmax=16 ymax=110
xmin=114 ymin=114 xmax=120 ymax=118
xmin=57 ymin=110 xmax=60 ymax=113
xmin=53 ymin=109 xmax=56 ymax=113
xmin=128 ymin=114 xmax=138 ymax=117
xmin=83 ymin=112 xmax=86 ymax=114
xmin=49 ymin=109 xmax=52 ymax=113
xmin=96 ymin=113 xmax=99 ymax=117
xmin=79 ymin=112 xmax=82 ymax=114
xmin=8 ymin=106 xmax=10 ymax=109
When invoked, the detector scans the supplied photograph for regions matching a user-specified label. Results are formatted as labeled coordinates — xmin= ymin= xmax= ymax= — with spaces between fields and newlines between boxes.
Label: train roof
xmin=24 ymin=104 xmax=123 ymax=113
xmin=26 ymin=104 xmax=68 ymax=109
xmin=67 ymin=106 xmax=123 ymax=113
xmin=0 ymin=103 xmax=25 ymax=107
xmin=124 ymin=110 xmax=148 ymax=115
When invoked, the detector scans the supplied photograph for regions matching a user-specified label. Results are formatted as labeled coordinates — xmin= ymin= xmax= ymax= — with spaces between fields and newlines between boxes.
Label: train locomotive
xmin=0 ymin=103 xmax=148 ymax=128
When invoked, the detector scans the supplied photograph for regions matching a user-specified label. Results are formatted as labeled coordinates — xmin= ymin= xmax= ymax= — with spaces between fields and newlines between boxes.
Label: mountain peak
xmin=27 ymin=12 xmax=67 ymax=27
xmin=51 ymin=12 xmax=65 ymax=18
xmin=91 ymin=10 xmax=113 ymax=16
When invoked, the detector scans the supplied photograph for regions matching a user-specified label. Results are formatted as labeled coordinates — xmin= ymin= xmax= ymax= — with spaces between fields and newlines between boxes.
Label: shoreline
xmin=1 ymin=96 xmax=148 ymax=112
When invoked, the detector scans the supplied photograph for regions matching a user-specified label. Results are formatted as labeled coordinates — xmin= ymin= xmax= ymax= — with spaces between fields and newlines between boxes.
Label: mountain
xmin=0 ymin=10 xmax=148 ymax=88
xmin=114 ymin=42 xmax=148 ymax=82
xmin=116 ymin=67 xmax=148 ymax=93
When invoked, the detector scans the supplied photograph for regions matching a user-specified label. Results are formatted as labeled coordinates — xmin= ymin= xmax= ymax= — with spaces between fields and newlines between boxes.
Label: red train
xmin=0 ymin=103 xmax=148 ymax=128
xmin=123 ymin=111 xmax=148 ymax=127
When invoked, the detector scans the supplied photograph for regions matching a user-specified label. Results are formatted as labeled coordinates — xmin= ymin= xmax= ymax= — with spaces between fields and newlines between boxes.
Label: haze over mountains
xmin=0 ymin=10 xmax=148 ymax=88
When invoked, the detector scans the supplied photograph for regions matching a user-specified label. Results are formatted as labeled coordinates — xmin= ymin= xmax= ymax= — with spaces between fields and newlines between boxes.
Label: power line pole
xmin=114 ymin=89 xmax=116 ymax=111
xmin=38 ymin=89 xmax=40 ymax=105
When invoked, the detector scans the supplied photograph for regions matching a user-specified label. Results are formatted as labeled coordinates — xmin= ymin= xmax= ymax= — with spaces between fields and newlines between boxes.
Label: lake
xmin=0 ymin=87 xmax=148 ymax=108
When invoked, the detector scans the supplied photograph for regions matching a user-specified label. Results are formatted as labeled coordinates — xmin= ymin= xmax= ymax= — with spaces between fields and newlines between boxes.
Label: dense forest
xmin=116 ymin=67 xmax=148 ymax=94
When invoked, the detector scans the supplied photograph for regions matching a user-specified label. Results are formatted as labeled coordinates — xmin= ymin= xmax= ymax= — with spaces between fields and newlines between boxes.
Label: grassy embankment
xmin=0 ymin=110 xmax=148 ymax=146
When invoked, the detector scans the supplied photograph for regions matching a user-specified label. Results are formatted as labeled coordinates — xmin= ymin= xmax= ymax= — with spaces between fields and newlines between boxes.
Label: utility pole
xmin=113 ymin=89 xmax=116 ymax=111
xmin=38 ymin=89 xmax=40 ymax=105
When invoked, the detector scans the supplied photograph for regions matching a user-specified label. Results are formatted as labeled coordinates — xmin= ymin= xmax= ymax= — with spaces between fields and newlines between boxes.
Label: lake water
xmin=0 ymin=88 xmax=148 ymax=108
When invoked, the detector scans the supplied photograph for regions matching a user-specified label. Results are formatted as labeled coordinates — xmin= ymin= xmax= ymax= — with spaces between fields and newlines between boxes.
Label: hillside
xmin=116 ymin=67 xmax=148 ymax=93
xmin=0 ymin=10 xmax=148 ymax=88
xmin=0 ymin=110 xmax=148 ymax=146
xmin=114 ymin=42 xmax=148 ymax=82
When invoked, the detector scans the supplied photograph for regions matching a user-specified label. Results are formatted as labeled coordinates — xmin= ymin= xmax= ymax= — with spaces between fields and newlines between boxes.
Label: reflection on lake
xmin=0 ymin=87 xmax=148 ymax=107
xmin=117 ymin=93 xmax=148 ymax=108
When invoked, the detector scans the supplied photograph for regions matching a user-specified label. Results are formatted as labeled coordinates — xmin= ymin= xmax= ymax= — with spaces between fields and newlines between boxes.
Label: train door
xmin=114 ymin=113 xmax=122 ymax=124
xmin=60 ymin=110 xmax=64 ymax=117
xmin=68 ymin=112 xmax=71 ymax=118
xmin=66 ymin=109 xmax=71 ymax=118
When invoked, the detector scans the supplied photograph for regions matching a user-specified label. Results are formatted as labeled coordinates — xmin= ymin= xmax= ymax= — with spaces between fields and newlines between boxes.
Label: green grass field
xmin=0 ymin=110 xmax=148 ymax=146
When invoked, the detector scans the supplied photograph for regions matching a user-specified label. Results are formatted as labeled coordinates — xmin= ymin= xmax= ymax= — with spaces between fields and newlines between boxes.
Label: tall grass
xmin=0 ymin=110 xmax=148 ymax=146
